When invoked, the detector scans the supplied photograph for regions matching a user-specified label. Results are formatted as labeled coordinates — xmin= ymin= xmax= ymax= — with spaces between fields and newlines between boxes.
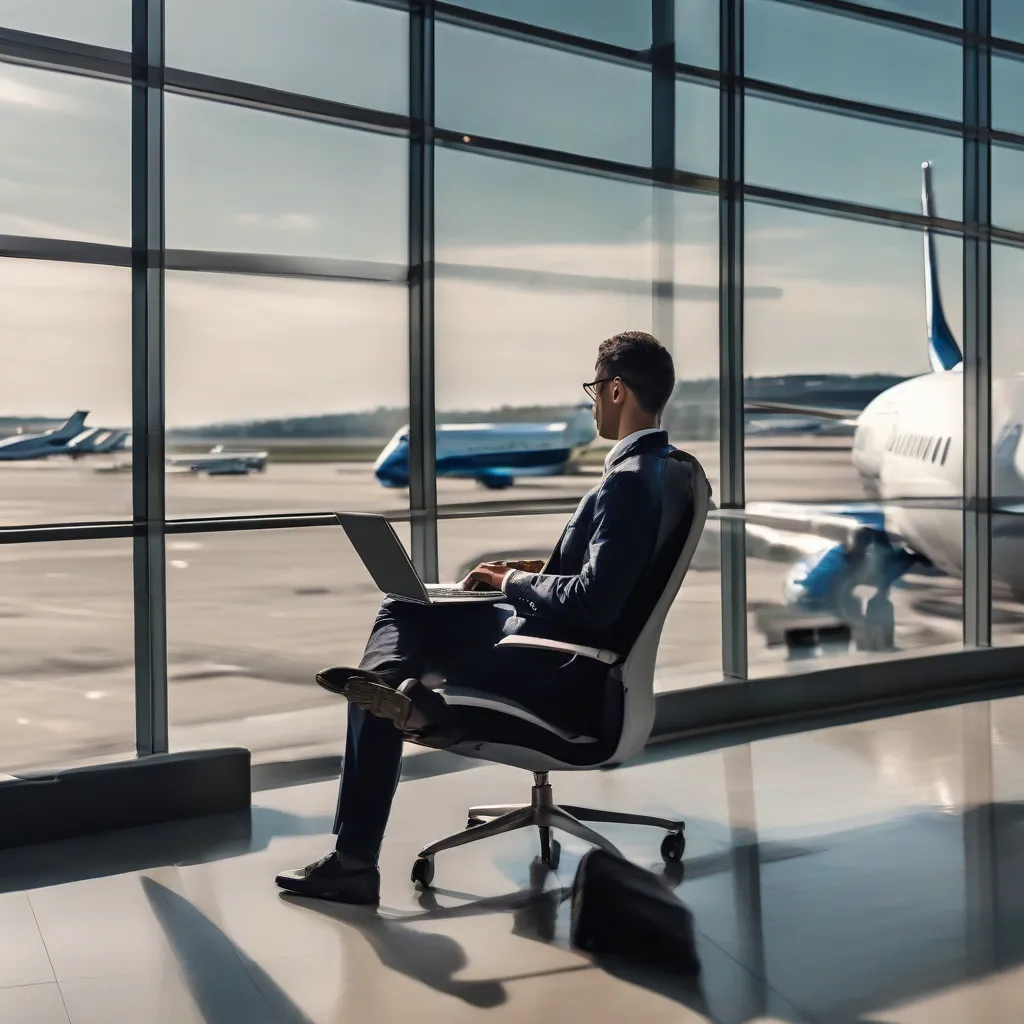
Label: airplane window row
xmin=886 ymin=431 xmax=952 ymax=465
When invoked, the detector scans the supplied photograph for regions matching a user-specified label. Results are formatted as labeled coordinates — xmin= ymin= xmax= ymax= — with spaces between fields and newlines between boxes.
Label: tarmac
xmin=0 ymin=440 xmax=1017 ymax=774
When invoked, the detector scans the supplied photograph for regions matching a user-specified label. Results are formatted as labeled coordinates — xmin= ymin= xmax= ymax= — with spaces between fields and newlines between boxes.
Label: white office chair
xmin=407 ymin=451 xmax=711 ymax=887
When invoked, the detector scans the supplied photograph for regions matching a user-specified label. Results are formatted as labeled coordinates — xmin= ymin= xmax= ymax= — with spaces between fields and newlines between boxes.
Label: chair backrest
xmin=606 ymin=451 xmax=710 ymax=765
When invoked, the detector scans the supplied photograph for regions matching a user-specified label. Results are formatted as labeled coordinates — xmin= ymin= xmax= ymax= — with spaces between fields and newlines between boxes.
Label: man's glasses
xmin=582 ymin=376 xmax=617 ymax=402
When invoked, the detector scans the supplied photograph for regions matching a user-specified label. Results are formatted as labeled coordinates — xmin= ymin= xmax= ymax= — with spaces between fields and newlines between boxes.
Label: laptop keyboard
xmin=427 ymin=585 xmax=501 ymax=599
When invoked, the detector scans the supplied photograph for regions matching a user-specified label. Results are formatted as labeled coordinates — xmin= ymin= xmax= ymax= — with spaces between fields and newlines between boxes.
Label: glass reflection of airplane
xmin=729 ymin=162 xmax=1024 ymax=651
xmin=374 ymin=405 xmax=598 ymax=490
xmin=0 ymin=411 xmax=129 ymax=461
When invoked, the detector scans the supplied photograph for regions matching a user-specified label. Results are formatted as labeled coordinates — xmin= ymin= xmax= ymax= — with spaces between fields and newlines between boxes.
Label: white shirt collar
xmin=603 ymin=427 xmax=663 ymax=473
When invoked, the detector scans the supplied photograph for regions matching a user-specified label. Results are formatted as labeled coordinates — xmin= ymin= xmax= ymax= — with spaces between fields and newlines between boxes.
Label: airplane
xmin=374 ymin=405 xmax=598 ymax=489
xmin=728 ymin=161 xmax=1024 ymax=652
xmin=66 ymin=427 xmax=130 ymax=458
xmin=166 ymin=445 xmax=268 ymax=476
xmin=0 ymin=411 xmax=94 ymax=460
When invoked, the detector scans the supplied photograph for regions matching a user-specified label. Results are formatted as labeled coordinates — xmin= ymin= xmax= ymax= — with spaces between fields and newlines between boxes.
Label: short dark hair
xmin=596 ymin=331 xmax=675 ymax=415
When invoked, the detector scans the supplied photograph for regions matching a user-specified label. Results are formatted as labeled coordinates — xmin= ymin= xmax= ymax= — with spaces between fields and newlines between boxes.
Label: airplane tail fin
xmin=921 ymin=162 xmax=962 ymax=372
xmin=50 ymin=410 xmax=89 ymax=442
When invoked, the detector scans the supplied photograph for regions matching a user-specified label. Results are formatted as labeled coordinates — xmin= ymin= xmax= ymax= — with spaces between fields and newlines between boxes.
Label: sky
xmin=0 ymin=0 xmax=1020 ymax=426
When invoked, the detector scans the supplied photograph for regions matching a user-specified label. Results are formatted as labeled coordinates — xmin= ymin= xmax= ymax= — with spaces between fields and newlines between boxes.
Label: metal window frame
xmin=408 ymin=0 xmax=438 ymax=582
xmin=652 ymin=0 xmax=676 ymax=346
xmin=719 ymin=0 xmax=747 ymax=682
xmin=131 ymin=0 xmax=167 ymax=757
xmin=963 ymin=0 xmax=993 ymax=648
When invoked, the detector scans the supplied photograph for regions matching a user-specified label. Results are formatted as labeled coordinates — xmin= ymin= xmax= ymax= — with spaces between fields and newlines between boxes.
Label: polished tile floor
xmin=4 ymin=694 xmax=1024 ymax=1023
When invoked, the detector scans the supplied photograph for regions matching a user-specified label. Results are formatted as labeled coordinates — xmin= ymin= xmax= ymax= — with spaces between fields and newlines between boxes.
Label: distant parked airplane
xmin=374 ymin=406 xmax=597 ymax=489
xmin=0 ymin=411 xmax=97 ymax=460
xmin=166 ymin=445 xmax=268 ymax=476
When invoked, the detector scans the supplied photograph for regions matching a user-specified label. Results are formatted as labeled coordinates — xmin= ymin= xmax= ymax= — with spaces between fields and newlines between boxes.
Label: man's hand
xmin=460 ymin=561 xmax=511 ymax=592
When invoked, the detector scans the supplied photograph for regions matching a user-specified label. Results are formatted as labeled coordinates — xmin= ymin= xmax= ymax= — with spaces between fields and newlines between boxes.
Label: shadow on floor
xmin=142 ymin=876 xmax=315 ymax=1024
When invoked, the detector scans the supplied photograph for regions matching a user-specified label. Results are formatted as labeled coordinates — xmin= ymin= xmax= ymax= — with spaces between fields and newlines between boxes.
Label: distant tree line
xmin=167 ymin=373 xmax=907 ymax=442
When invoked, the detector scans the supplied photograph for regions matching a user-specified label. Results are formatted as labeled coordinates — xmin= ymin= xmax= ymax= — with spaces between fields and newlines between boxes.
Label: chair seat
xmin=437 ymin=687 xmax=597 ymax=744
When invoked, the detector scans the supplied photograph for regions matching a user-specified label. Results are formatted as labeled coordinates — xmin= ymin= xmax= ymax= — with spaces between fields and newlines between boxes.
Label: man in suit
xmin=276 ymin=331 xmax=694 ymax=903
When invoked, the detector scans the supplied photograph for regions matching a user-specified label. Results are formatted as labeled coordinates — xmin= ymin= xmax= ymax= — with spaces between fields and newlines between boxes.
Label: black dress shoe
xmin=275 ymin=851 xmax=380 ymax=905
xmin=315 ymin=666 xmax=386 ymax=697
xmin=315 ymin=669 xmax=464 ymax=747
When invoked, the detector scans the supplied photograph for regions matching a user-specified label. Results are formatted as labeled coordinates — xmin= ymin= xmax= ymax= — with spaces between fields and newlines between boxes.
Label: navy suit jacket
xmin=501 ymin=430 xmax=700 ymax=655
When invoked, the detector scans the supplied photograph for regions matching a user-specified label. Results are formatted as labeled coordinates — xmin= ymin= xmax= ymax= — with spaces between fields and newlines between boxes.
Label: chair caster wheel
xmin=411 ymin=855 xmax=435 ymax=889
xmin=466 ymin=816 xmax=484 ymax=829
xmin=661 ymin=830 xmax=685 ymax=863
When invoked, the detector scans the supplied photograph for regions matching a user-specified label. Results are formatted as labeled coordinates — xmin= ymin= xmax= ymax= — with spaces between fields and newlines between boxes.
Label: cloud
xmin=0 ymin=74 xmax=78 ymax=113
xmin=230 ymin=212 xmax=319 ymax=232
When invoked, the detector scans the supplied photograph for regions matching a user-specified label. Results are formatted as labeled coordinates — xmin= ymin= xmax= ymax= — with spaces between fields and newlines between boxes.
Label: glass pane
xmin=0 ymin=260 xmax=130 ymax=526
xmin=165 ymin=0 xmax=408 ymax=115
xmin=993 ymin=0 xmax=1024 ymax=42
xmin=0 ymin=62 xmax=129 ymax=244
xmin=165 ymin=95 xmax=407 ymax=264
xmin=437 ymin=514 xmax=723 ymax=689
xmin=434 ymin=149 xmax=720 ymax=508
xmin=0 ymin=0 xmax=129 ymax=50
xmin=745 ymin=201 xmax=964 ymax=675
xmin=435 ymin=23 xmax=651 ymax=165
xmin=676 ymin=78 xmax=719 ymax=178
xmin=746 ymin=96 xmax=962 ymax=216
xmin=676 ymin=0 xmax=719 ymax=69
xmin=992 ymin=144 xmax=1024 ymax=232
xmin=745 ymin=0 xmax=962 ymax=120
xmin=992 ymin=513 xmax=1024 ymax=646
xmin=434 ymin=147 xmax=651 ymax=507
xmin=445 ymin=0 xmax=651 ymax=49
xmin=992 ymin=55 xmax=1024 ymax=138
xmin=167 ymin=523 xmax=411 ymax=759
xmin=165 ymin=272 xmax=408 ymax=518
xmin=0 ymin=538 xmax=133 ymax=774
xmin=991 ymin=244 xmax=1024 ymax=643
xmin=852 ymin=0 xmax=961 ymax=24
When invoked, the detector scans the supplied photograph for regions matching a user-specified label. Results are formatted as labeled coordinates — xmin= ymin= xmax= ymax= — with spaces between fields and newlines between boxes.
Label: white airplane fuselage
xmin=851 ymin=370 xmax=1024 ymax=587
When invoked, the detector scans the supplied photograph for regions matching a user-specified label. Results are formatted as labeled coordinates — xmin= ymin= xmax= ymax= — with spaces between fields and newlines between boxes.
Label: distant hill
xmin=167 ymin=373 xmax=908 ymax=443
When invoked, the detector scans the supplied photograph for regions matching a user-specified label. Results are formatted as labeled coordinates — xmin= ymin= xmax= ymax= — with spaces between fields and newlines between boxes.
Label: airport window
xmin=994 ymin=0 xmax=1024 ymax=43
xmin=745 ymin=97 xmax=963 ymax=218
xmin=444 ymin=0 xmax=653 ymax=50
xmin=676 ymin=78 xmax=720 ymax=179
xmin=0 ymin=538 xmax=134 ymax=776
xmin=0 ymin=0 xmax=1004 ymax=773
xmin=993 ymin=55 xmax=1024 ymax=138
xmin=435 ymin=22 xmax=651 ymax=166
xmin=744 ymin=0 xmax=962 ymax=121
xmin=854 ymin=0 xmax=961 ymax=26
xmin=0 ymin=62 xmax=130 ymax=244
xmin=0 ymin=260 xmax=132 ymax=526
xmin=164 ymin=272 xmax=409 ymax=519
xmin=165 ymin=96 xmax=408 ymax=264
xmin=676 ymin=0 xmax=719 ymax=69
xmin=165 ymin=0 xmax=409 ymax=115
xmin=0 ymin=0 xmax=130 ymax=49
xmin=991 ymin=144 xmax=1024 ymax=235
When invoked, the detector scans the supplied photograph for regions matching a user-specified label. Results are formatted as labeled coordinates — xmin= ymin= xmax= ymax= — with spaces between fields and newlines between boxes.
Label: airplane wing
xmin=715 ymin=502 xmax=894 ymax=547
xmin=745 ymin=400 xmax=860 ymax=426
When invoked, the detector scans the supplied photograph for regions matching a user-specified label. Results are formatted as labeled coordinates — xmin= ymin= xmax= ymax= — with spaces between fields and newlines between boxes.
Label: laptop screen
xmin=335 ymin=513 xmax=427 ymax=601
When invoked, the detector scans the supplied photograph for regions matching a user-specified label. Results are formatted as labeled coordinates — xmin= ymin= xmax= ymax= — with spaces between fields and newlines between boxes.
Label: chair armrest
xmin=496 ymin=635 xmax=622 ymax=665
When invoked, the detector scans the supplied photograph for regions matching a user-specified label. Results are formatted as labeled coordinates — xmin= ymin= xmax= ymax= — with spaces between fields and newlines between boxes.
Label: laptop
xmin=336 ymin=512 xmax=505 ymax=605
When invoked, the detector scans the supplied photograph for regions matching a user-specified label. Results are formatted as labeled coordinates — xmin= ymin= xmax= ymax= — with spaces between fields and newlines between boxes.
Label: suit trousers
xmin=333 ymin=596 xmax=605 ymax=863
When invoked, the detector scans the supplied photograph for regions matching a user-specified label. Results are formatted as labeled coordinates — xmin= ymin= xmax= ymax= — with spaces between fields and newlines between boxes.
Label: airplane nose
xmin=374 ymin=445 xmax=409 ymax=487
